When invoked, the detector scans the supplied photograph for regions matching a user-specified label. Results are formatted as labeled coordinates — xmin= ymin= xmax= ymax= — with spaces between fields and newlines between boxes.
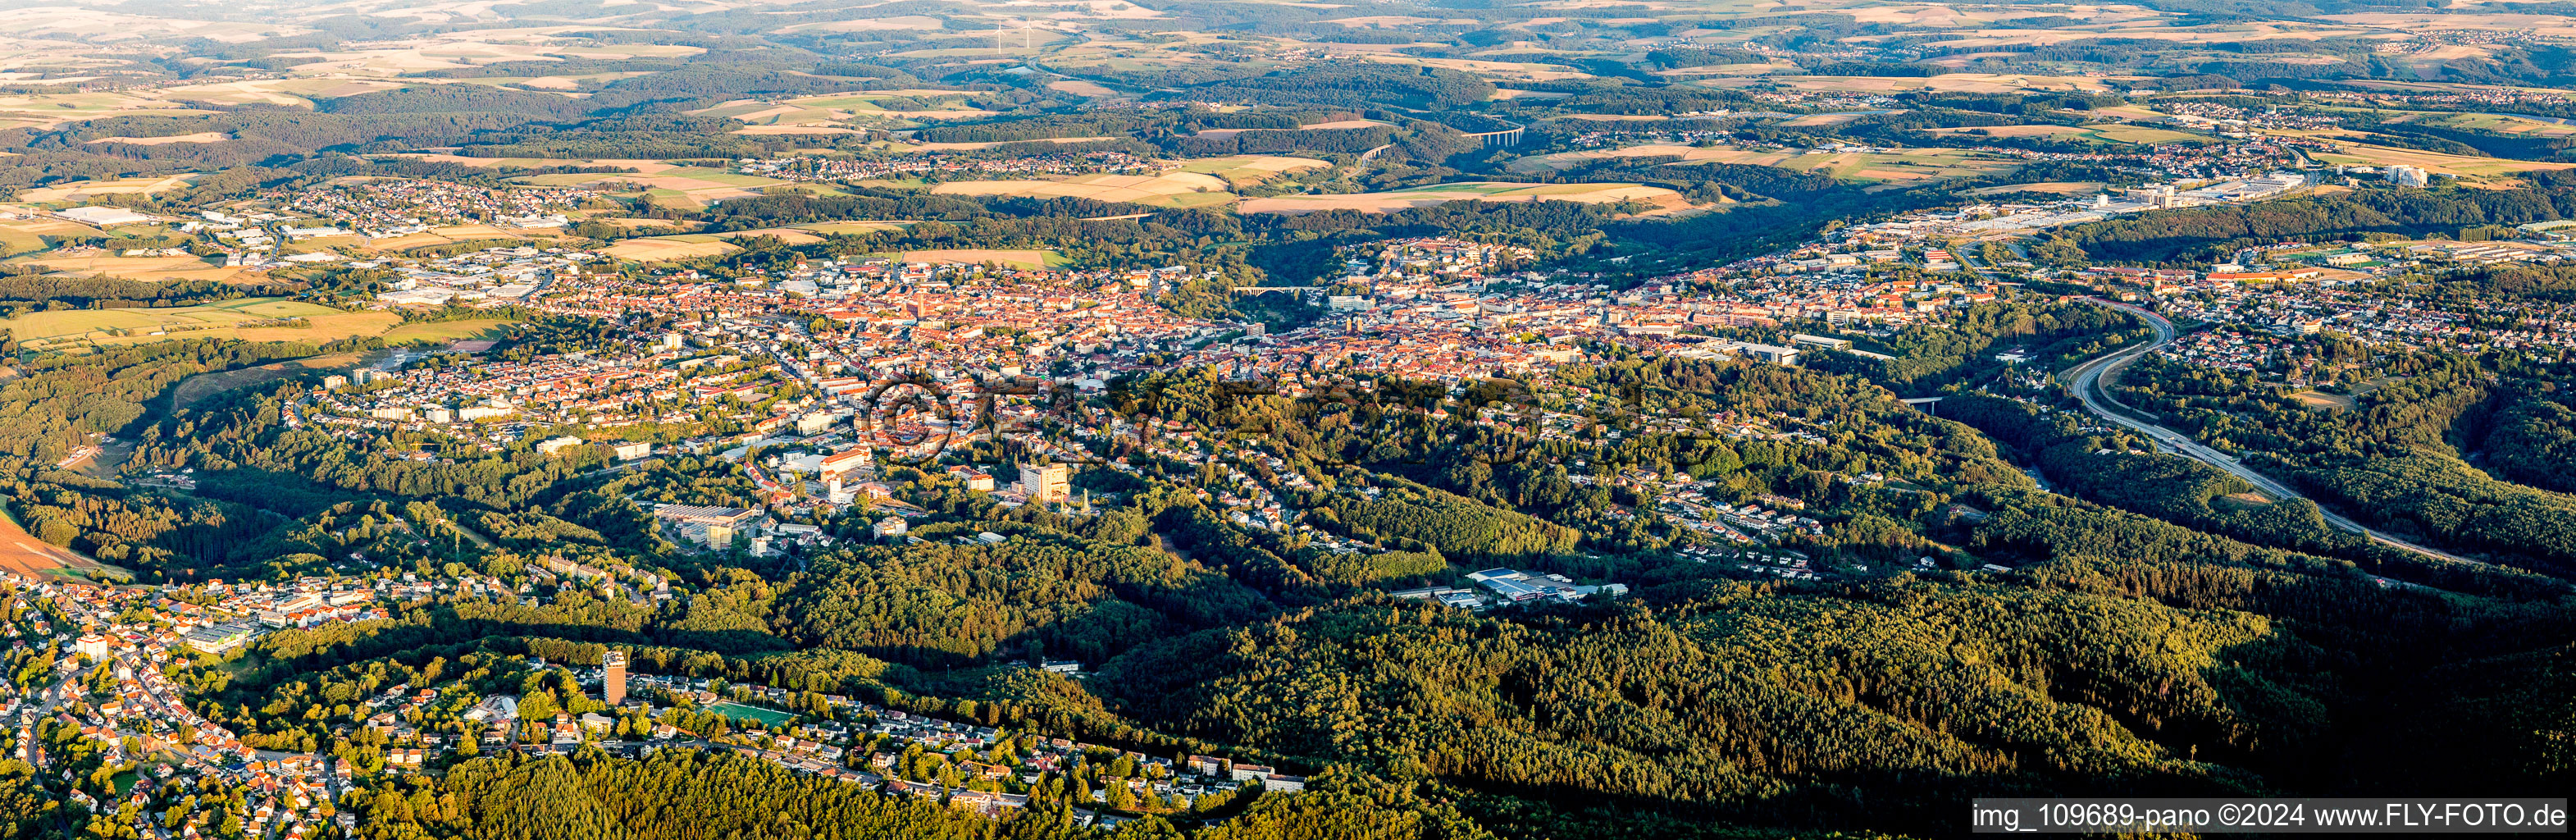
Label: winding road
xmin=2062 ymin=298 xmax=2474 ymax=564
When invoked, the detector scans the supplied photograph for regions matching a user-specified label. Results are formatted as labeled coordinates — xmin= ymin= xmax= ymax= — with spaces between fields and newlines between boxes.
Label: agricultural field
xmin=2420 ymin=112 xmax=2576 ymax=137
xmin=0 ymin=90 xmax=217 ymax=131
xmin=153 ymin=77 xmax=406 ymax=107
xmin=1961 ymin=181 xmax=2107 ymax=196
xmin=2308 ymin=139 xmax=2576 ymax=180
xmin=0 ymin=217 xmax=102 ymax=255
xmin=0 ymin=507 xmax=126 ymax=581
xmin=6 ymin=251 xmax=255 ymax=282
xmin=0 ymin=298 xmax=399 ymax=349
xmin=930 ymin=171 xmax=1237 ymax=207
xmin=1922 ymin=122 xmax=2203 ymax=144
xmin=600 ymin=221 xmax=916 ymax=260
xmin=1710 ymin=72 xmax=2121 ymax=94
xmin=532 ymin=166 xmax=794 ymax=206
xmin=602 ymin=238 xmax=743 ymax=262
xmin=1508 ymin=144 xmax=2021 ymax=188
xmin=1192 ymin=120 xmax=1391 ymax=139
xmin=1168 ymin=155 xmax=1331 ymax=188
xmin=696 ymin=95 xmax=977 ymax=135
xmin=1508 ymin=144 xmax=1800 ymax=173
xmin=83 ymin=131 xmax=230 ymax=145
xmin=20 ymin=174 xmax=200 ymax=203
xmin=1238 ymin=181 xmax=1687 ymax=214
xmin=360 ymin=224 xmax=577 ymax=253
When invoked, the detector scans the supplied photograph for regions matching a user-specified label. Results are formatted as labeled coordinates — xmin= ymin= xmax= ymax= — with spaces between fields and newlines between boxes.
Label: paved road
xmin=2062 ymin=298 xmax=2476 ymax=564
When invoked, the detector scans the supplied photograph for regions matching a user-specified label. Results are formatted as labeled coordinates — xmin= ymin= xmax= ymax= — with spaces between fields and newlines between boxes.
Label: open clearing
xmin=172 ymin=351 xmax=365 ymax=409
xmin=930 ymin=171 xmax=1234 ymax=206
xmin=1 ymin=299 xmax=402 ymax=348
xmin=2287 ymin=388 xmax=2357 ymax=411
xmin=1238 ymin=181 xmax=1685 ymax=214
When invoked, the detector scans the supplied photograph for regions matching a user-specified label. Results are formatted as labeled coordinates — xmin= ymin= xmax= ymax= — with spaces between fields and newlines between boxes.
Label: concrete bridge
xmin=1461 ymin=121 xmax=1525 ymax=148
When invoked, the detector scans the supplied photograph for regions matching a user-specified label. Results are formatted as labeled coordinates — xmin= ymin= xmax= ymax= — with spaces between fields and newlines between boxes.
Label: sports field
xmin=704 ymin=701 xmax=795 ymax=727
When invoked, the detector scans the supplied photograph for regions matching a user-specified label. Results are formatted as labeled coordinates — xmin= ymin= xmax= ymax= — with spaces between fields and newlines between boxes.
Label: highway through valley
xmin=2063 ymin=298 xmax=2474 ymax=564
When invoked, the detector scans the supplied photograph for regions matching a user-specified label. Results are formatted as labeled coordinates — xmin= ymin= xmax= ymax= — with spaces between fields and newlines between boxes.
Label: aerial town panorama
xmin=0 ymin=0 xmax=2572 ymax=838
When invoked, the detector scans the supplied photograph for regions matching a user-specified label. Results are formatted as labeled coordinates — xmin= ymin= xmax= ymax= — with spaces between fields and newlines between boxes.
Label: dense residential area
xmin=2 ymin=2 xmax=2575 ymax=840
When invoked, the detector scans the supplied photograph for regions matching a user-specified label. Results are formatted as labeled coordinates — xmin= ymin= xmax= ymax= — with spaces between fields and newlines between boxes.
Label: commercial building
xmin=1018 ymin=462 xmax=1070 ymax=503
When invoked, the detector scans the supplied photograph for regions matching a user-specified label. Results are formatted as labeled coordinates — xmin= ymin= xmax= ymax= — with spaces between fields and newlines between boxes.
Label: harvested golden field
xmin=902 ymin=136 xmax=1122 ymax=151
xmin=1762 ymin=72 xmax=2118 ymax=94
xmin=931 ymin=171 xmax=1234 ymax=205
xmin=1962 ymin=181 xmax=2107 ymax=196
xmin=383 ymin=154 xmax=675 ymax=171
xmin=20 ymin=174 xmax=198 ymax=203
xmin=1239 ymin=181 xmax=1684 ymax=214
xmin=8 ymin=252 xmax=248 ymax=282
xmin=0 ymin=218 xmax=102 ymax=255
xmin=1924 ymin=125 xmax=2090 ymax=138
xmin=84 ymin=131 xmax=230 ymax=145
xmin=1048 ymin=79 xmax=1120 ymax=98
xmin=1507 ymin=144 xmax=1794 ymax=173
xmin=1777 ymin=113 xmax=1868 ymax=128
xmin=0 ymin=509 xmax=123 ymax=580
xmin=602 ymin=238 xmax=741 ymax=262
xmin=736 ymin=125 xmax=865 ymax=135
xmin=2309 ymin=139 xmax=2576 ymax=179
xmin=0 ymin=298 xmax=400 ymax=349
